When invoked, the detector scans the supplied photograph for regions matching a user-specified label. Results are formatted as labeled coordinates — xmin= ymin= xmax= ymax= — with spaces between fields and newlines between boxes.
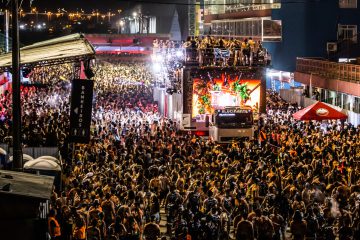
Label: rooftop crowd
xmin=153 ymin=36 xmax=270 ymax=67
xmin=0 ymin=56 xmax=360 ymax=240
xmin=183 ymin=36 xmax=270 ymax=67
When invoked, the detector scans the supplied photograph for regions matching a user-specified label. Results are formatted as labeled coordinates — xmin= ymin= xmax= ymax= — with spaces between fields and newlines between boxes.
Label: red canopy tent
xmin=293 ymin=101 xmax=347 ymax=121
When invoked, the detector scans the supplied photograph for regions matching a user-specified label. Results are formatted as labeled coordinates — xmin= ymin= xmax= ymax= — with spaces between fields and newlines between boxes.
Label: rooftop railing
xmin=224 ymin=2 xmax=281 ymax=13
xmin=152 ymin=47 xmax=271 ymax=67
xmin=296 ymin=57 xmax=360 ymax=84
xmin=184 ymin=47 xmax=270 ymax=67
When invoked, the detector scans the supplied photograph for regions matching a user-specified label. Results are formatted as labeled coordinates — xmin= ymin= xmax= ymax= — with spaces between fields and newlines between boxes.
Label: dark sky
xmin=14 ymin=0 xmax=189 ymax=37
xmin=26 ymin=0 xmax=188 ymax=12
xmin=26 ymin=0 xmax=131 ymax=11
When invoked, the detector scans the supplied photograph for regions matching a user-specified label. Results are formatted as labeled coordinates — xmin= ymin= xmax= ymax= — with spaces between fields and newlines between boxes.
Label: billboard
xmin=69 ymin=79 xmax=94 ymax=144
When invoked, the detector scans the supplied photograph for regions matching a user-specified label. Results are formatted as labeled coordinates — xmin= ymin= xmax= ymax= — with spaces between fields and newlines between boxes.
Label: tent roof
xmin=24 ymin=159 xmax=61 ymax=172
xmin=0 ymin=170 xmax=54 ymax=200
xmin=293 ymin=101 xmax=348 ymax=121
xmin=0 ymin=33 xmax=95 ymax=69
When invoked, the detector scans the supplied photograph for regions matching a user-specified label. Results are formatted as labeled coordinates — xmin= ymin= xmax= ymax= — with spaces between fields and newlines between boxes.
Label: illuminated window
xmin=354 ymin=97 xmax=360 ymax=113
xmin=210 ymin=18 xmax=281 ymax=41
xmin=338 ymin=24 xmax=358 ymax=43
xmin=339 ymin=0 xmax=357 ymax=8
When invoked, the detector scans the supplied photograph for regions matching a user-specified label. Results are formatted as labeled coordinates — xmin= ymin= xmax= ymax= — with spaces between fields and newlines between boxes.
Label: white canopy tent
xmin=35 ymin=156 xmax=61 ymax=165
xmin=0 ymin=147 xmax=6 ymax=155
xmin=8 ymin=154 xmax=34 ymax=163
xmin=24 ymin=159 xmax=61 ymax=172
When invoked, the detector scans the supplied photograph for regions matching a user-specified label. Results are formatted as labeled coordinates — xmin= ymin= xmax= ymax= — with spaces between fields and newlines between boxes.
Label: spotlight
xmin=175 ymin=62 xmax=183 ymax=68
xmin=156 ymin=55 xmax=163 ymax=62
xmin=152 ymin=54 xmax=163 ymax=63
xmin=175 ymin=50 xmax=183 ymax=58
xmin=153 ymin=63 xmax=161 ymax=72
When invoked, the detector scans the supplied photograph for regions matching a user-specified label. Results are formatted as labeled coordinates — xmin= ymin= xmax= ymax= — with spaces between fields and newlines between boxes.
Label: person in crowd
xmin=290 ymin=210 xmax=307 ymax=240
xmin=48 ymin=209 xmax=62 ymax=240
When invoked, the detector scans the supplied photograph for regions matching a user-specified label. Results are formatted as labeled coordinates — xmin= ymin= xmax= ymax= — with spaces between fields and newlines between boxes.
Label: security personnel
xmin=259 ymin=128 xmax=267 ymax=147
xmin=73 ymin=225 xmax=86 ymax=240
xmin=48 ymin=209 xmax=61 ymax=239
xmin=73 ymin=212 xmax=87 ymax=240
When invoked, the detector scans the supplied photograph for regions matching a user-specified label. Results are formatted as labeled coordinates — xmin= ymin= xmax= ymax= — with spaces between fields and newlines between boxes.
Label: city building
xmin=120 ymin=3 xmax=186 ymax=40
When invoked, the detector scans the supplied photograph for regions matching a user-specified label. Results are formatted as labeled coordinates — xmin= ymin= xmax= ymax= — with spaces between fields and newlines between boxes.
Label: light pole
xmin=11 ymin=0 xmax=22 ymax=171
xmin=132 ymin=12 xmax=138 ymax=33
xmin=4 ymin=9 xmax=10 ymax=53
xmin=117 ymin=20 xmax=124 ymax=34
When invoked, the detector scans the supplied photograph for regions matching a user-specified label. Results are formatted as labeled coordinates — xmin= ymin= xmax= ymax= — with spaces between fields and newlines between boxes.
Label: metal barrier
xmin=39 ymin=200 xmax=50 ymax=219
xmin=184 ymin=48 xmax=269 ymax=67
xmin=296 ymin=57 xmax=360 ymax=83
xmin=0 ymin=144 xmax=59 ymax=159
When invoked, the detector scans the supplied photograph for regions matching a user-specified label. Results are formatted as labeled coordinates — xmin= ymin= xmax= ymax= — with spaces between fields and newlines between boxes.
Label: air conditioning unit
xmin=327 ymin=42 xmax=337 ymax=52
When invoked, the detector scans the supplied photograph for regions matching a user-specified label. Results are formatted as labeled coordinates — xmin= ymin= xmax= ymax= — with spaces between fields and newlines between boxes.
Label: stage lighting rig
xmin=84 ymin=59 xmax=95 ymax=79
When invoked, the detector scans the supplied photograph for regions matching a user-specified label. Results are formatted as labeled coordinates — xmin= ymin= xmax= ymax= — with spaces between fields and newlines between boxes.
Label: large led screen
xmin=192 ymin=74 xmax=261 ymax=117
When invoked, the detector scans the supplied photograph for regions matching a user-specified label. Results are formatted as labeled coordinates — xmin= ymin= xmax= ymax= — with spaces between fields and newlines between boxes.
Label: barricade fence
xmin=0 ymin=144 xmax=59 ymax=160
xmin=0 ymin=145 xmax=57 ymax=220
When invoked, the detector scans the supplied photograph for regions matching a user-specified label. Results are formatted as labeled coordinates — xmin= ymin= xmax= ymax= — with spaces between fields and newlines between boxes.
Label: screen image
xmin=192 ymin=74 xmax=261 ymax=117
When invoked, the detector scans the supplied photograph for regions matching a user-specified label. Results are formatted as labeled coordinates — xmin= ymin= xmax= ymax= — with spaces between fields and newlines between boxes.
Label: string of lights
xmin=11 ymin=8 xmax=121 ymax=19
xmin=121 ymin=0 xmax=323 ymax=6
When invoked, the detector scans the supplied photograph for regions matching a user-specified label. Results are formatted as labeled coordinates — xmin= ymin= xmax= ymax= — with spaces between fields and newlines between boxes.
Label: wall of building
xmin=264 ymin=0 xmax=360 ymax=72
xmin=294 ymin=72 xmax=360 ymax=97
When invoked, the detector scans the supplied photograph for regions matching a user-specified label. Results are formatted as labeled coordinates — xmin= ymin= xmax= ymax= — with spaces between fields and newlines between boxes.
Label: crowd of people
xmin=46 ymin=82 xmax=360 ymax=240
xmin=1 ymin=55 xmax=360 ymax=240
xmin=183 ymin=36 xmax=270 ymax=67
xmin=0 ymin=60 xmax=155 ymax=147
xmin=93 ymin=60 xmax=154 ymax=93
xmin=0 ymin=84 xmax=70 ymax=147
xmin=152 ymin=36 xmax=270 ymax=67
xmin=28 ymin=64 xmax=74 ymax=85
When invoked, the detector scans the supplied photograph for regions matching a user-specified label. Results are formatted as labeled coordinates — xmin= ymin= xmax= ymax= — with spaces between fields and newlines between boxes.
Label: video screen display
xmin=192 ymin=74 xmax=261 ymax=117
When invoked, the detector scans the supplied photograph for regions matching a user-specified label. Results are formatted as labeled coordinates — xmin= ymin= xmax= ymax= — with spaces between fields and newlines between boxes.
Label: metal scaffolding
xmin=188 ymin=0 xmax=196 ymax=36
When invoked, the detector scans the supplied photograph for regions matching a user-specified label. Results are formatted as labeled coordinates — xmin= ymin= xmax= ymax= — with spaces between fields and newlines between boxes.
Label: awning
xmin=0 ymin=33 xmax=95 ymax=69
xmin=293 ymin=101 xmax=348 ymax=121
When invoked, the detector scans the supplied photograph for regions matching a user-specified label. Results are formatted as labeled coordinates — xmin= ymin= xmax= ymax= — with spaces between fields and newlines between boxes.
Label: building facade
xmin=203 ymin=0 xmax=360 ymax=72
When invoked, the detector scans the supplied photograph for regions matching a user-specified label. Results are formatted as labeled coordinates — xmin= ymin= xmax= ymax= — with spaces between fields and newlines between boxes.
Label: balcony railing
xmin=152 ymin=47 xmax=271 ymax=67
xmin=205 ymin=1 xmax=281 ymax=15
xmin=296 ymin=57 xmax=360 ymax=83
xmin=224 ymin=2 xmax=281 ymax=13
xmin=184 ymin=48 xmax=270 ymax=67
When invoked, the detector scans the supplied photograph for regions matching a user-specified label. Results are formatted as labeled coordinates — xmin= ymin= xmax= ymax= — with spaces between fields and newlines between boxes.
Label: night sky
xmin=26 ymin=0 xmax=131 ymax=11
xmin=24 ymin=0 xmax=187 ymax=12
